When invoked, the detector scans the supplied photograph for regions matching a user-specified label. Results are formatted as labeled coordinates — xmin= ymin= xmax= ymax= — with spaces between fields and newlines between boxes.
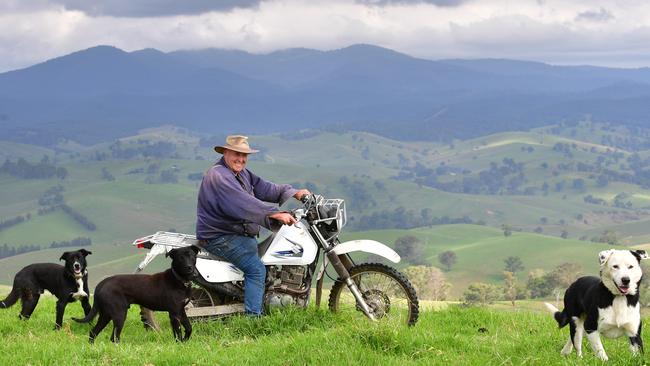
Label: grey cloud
xmin=54 ymin=0 xmax=263 ymax=17
xmin=575 ymin=7 xmax=614 ymax=22
xmin=355 ymin=0 xmax=466 ymax=6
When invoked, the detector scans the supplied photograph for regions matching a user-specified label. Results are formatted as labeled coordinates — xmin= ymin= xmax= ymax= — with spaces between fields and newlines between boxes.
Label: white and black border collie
xmin=545 ymin=249 xmax=648 ymax=361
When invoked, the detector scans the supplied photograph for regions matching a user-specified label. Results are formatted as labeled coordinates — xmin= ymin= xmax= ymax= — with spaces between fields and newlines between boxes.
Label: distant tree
xmin=463 ymin=282 xmax=501 ymax=306
xmin=160 ymin=169 xmax=178 ymax=184
xmin=146 ymin=163 xmax=160 ymax=174
xmin=403 ymin=265 xmax=450 ymax=301
xmin=560 ymin=230 xmax=569 ymax=239
xmin=598 ymin=230 xmax=619 ymax=245
xmin=526 ymin=263 xmax=582 ymax=299
xmin=438 ymin=250 xmax=457 ymax=271
xmin=526 ymin=269 xmax=551 ymax=298
xmin=572 ymin=178 xmax=586 ymax=192
xmin=504 ymin=256 xmax=524 ymax=274
xmin=547 ymin=263 xmax=582 ymax=293
xmin=541 ymin=182 xmax=549 ymax=195
xmin=394 ymin=235 xmax=426 ymax=265
xmin=502 ymin=224 xmax=512 ymax=237
xmin=503 ymin=271 xmax=517 ymax=306
xmin=101 ymin=167 xmax=115 ymax=181
xmin=534 ymin=227 xmax=543 ymax=234
xmin=187 ymin=172 xmax=204 ymax=181
xmin=56 ymin=167 xmax=68 ymax=180
xmin=596 ymin=174 xmax=609 ymax=187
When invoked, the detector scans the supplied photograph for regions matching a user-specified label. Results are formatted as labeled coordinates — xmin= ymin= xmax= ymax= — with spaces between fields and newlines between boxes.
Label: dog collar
xmin=171 ymin=268 xmax=193 ymax=288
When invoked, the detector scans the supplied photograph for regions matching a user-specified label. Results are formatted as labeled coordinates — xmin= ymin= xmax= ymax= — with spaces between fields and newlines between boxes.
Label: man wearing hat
xmin=196 ymin=135 xmax=310 ymax=316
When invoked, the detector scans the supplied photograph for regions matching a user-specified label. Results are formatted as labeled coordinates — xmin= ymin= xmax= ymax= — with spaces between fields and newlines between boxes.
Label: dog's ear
xmin=190 ymin=245 xmax=200 ymax=255
xmin=598 ymin=249 xmax=615 ymax=266
xmin=59 ymin=251 xmax=70 ymax=261
xmin=79 ymin=249 xmax=92 ymax=257
xmin=166 ymin=248 xmax=176 ymax=258
xmin=631 ymin=250 xmax=649 ymax=262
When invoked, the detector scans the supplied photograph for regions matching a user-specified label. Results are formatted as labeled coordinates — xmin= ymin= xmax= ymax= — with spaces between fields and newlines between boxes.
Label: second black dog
xmin=0 ymin=249 xmax=92 ymax=329
xmin=73 ymin=246 xmax=199 ymax=343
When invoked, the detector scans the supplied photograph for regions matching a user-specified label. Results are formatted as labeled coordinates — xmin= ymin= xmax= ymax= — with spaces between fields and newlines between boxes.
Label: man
xmin=196 ymin=135 xmax=310 ymax=316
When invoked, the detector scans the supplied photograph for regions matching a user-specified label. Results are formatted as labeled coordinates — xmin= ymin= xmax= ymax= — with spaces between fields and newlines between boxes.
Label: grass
xmin=0 ymin=296 xmax=648 ymax=365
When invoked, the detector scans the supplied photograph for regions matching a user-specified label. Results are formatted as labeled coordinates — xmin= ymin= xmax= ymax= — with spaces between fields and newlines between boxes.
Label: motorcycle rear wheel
xmin=328 ymin=263 xmax=419 ymax=326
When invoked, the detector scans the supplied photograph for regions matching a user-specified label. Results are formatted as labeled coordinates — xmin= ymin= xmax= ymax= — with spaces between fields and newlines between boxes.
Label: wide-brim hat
xmin=214 ymin=135 xmax=259 ymax=154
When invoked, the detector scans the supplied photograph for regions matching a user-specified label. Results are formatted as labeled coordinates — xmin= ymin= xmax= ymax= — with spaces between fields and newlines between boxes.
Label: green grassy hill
xmin=343 ymin=224 xmax=612 ymax=297
xmin=0 ymin=223 xmax=613 ymax=299
xmin=2 ymin=122 xmax=650 ymax=294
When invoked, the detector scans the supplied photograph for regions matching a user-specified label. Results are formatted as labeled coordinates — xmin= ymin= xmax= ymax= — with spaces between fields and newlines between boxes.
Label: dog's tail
xmin=0 ymin=287 xmax=20 ymax=309
xmin=72 ymin=302 xmax=98 ymax=323
xmin=544 ymin=302 xmax=570 ymax=328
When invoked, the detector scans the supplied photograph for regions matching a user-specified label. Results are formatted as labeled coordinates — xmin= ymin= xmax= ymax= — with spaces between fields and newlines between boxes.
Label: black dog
xmin=0 ymin=249 xmax=92 ymax=329
xmin=74 ymin=246 xmax=199 ymax=343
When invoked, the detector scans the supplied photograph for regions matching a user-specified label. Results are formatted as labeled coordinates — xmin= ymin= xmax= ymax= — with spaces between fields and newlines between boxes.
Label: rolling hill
xmin=1 ymin=124 xmax=649 ymax=296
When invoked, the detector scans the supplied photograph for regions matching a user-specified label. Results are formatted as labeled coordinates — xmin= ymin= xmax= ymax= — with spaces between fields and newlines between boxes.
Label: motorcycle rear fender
xmin=134 ymin=243 xmax=245 ymax=282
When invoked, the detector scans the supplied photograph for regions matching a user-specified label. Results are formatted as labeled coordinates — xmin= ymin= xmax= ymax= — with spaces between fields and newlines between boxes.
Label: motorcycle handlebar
xmin=300 ymin=193 xmax=314 ymax=204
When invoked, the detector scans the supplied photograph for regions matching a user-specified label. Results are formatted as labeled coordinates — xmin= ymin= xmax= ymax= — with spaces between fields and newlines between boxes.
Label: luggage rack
xmin=133 ymin=231 xmax=199 ymax=249
xmin=133 ymin=231 xmax=218 ymax=273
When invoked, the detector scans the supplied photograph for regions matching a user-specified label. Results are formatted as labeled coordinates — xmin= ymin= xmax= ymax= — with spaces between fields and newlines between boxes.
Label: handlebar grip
xmin=300 ymin=193 xmax=313 ymax=204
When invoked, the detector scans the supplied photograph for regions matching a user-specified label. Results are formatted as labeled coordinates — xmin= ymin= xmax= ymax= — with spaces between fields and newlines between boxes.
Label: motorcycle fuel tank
xmin=260 ymin=222 xmax=318 ymax=265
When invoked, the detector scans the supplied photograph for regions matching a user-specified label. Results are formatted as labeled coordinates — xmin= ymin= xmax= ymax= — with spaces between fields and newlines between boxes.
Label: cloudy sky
xmin=1 ymin=0 xmax=650 ymax=72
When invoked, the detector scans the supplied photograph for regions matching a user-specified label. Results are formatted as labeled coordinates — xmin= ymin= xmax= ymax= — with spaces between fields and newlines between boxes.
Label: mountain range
xmin=1 ymin=44 xmax=650 ymax=145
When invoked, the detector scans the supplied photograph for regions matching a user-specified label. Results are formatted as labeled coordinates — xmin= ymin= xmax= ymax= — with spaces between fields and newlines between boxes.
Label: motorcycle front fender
xmin=332 ymin=240 xmax=401 ymax=263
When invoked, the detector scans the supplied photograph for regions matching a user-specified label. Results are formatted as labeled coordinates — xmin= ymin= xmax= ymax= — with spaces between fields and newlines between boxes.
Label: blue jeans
xmin=203 ymin=234 xmax=266 ymax=315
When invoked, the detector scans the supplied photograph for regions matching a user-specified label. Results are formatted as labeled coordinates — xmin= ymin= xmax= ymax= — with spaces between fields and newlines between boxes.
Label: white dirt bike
xmin=133 ymin=194 xmax=419 ymax=326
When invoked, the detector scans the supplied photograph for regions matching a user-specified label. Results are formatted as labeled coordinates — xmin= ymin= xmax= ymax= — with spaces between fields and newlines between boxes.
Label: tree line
xmin=105 ymin=140 xmax=178 ymax=160
xmin=353 ymin=207 xmax=474 ymax=231
xmin=37 ymin=185 xmax=97 ymax=231
xmin=0 ymin=214 xmax=31 ymax=231
xmin=1 ymin=157 xmax=67 ymax=179
xmin=0 ymin=237 xmax=92 ymax=259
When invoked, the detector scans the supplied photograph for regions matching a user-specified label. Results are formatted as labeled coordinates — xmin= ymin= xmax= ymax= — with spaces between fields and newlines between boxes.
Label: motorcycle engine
xmin=264 ymin=265 xmax=311 ymax=309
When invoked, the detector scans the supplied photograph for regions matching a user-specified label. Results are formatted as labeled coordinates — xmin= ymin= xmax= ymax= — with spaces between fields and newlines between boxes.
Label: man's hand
xmin=269 ymin=212 xmax=297 ymax=226
xmin=293 ymin=189 xmax=311 ymax=201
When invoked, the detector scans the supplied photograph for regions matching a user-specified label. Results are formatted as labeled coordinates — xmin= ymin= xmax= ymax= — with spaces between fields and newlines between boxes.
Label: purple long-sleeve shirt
xmin=195 ymin=157 xmax=298 ymax=240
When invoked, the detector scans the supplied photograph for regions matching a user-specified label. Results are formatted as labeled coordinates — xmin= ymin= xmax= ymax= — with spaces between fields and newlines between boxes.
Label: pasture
xmin=0 ymin=225 xmax=614 ymax=298
xmin=0 ymin=296 xmax=647 ymax=365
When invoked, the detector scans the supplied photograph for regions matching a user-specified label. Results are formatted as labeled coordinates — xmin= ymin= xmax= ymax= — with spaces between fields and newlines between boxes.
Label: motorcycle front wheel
xmin=328 ymin=263 xmax=419 ymax=326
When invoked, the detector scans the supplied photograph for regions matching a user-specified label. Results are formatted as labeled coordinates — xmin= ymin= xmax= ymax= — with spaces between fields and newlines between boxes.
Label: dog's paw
xmin=71 ymin=291 xmax=88 ymax=299
xmin=53 ymin=324 xmax=62 ymax=331
xmin=595 ymin=351 xmax=609 ymax=362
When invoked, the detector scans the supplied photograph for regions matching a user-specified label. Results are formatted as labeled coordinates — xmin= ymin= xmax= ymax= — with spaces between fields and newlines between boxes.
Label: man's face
xmin=223 ymin=149 xmax=249 ymax=173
